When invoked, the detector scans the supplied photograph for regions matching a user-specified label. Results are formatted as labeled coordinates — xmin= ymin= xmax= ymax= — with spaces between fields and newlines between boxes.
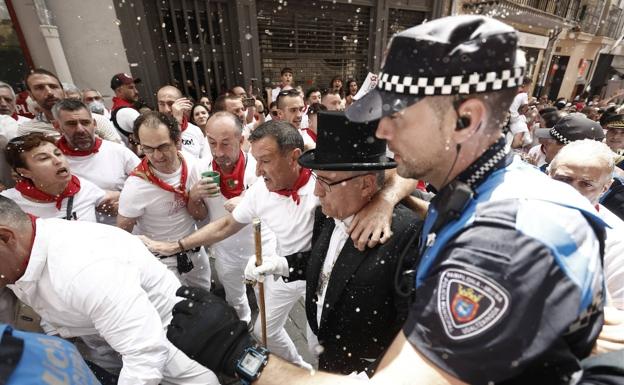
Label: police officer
xmin=163 ymin=16 xmax=607 ymax=385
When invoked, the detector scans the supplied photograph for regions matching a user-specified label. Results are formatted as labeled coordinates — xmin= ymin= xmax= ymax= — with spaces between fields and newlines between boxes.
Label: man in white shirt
xmin=186 ymin=111 xmax=277 ymax=323
xmin=142 ymin=120 xmax=413 ymax=367
xmin=18 ymin=69 xmax=119 ymax=143
xmin=117 ymin=111 xmax=212 ymax=290
xmin=157 ymin=85 xmax=206 ymax=158
xmin=548 ymin=139 xmax=624 ymax=309
xmin=274 ymin=89 xmax=314 ymax=149
xmin=1 ymin=133 xmax=107 ymax=222
xmin=0 ymin=81 xmax=31 ymax=124
xmin=0 ymin=197 xmax=219 ymax=385
xmin=52 ymin=99 xmax=140 ymax=225
xmin=507 ymin=77 xmax=532 ymax=149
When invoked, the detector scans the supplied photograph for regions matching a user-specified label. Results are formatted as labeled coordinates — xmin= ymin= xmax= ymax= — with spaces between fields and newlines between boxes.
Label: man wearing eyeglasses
xmin=141 ymin=119 xmax=414 ymax=369
xmin=117 ymin=111 xmax=213 ymax=292
xmin=243 ymin=111 xmax=419 ymax=375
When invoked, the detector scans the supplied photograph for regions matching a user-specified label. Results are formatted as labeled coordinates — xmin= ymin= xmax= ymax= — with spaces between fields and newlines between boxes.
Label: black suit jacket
xmin=286 ymin=204 xmax=420 ymax=375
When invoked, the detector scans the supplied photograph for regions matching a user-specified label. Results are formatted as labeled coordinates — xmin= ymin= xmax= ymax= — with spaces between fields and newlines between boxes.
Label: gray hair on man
xmin=0 ymin=81 xmax=16 ymax=100
xmin=550 ymin=139 xmax=616 ymax=176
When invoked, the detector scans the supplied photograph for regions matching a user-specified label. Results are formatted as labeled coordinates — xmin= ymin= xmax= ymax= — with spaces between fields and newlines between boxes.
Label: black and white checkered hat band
xmin=377 ymin=67 xmax=525 ymax=96
xmin=550 ymin=128 xmax=570 ymax=145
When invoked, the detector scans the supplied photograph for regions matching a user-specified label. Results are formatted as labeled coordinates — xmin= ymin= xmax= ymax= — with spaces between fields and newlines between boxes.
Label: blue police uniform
xmin=403 ymin=148 xmax=606 ymax=385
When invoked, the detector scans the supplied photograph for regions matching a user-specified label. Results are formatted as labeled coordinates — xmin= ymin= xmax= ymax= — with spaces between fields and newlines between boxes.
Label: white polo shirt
xmin=1 ymin=176 xmax=105 ymax=222
xmin=189 ymin=153 xmax=277 ymax=260
xmin=181 ymin=122 xmax=206 ymax=158
xmin=118 ymin=153 xmax=198 ymax=241
xmin=232 ymin=175 xmax=318 ymax=256
xmin=8 ymin=218 xmax=182 ymax=384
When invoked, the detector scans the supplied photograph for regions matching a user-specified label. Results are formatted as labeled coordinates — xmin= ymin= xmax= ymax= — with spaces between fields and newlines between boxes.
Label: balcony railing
xmin=511 ymin=0 xmax=578 ymax=19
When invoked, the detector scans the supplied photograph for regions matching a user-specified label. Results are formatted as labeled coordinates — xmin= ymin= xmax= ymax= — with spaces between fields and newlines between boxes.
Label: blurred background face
xmin=606 ymin=127 xmax=624 ymax=152
xmin=348 ymin=81 xmax=358 ymax=96
xmin=27 ymin=74 xmax=64 ymax=111
xmin=199 ymin=97 xmax=212 ymax=112
xmin=192 ymin=105 xmax=210 ymax=127
xmin=157 ymin=88 xmax=179 ymax=116
xmin=307 ymin=91 xmax=321 ymax=105
xmin=278 ymin=95 xmax=304 ymax=129
xmin=225 ymin=98 xmax=246 ymax=123
xmin=0 ymin=87 xmax=16 ymax=116
xmin=83 ymin=90 xmax=103 ymax=104
xmin=56 ymin=108 xmax=96 ymax=150
xmin=281 ymin=72 xmax=293 ymax=86
xmin=119 ymin=83 xmax=139 ymax=102
xmin=322 ymin=94 xmax=342 ymax=111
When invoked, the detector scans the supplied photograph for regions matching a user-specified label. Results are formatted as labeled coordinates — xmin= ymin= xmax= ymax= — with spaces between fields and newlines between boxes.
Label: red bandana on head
xmin=212 ymin=151 xmax=245 ymax=200
xmin=56 ymin=136 xmax=102 ymax=157
xmin=274 ymin=167 xmax=312 ymax=205
xmin=303 ymin=128 xmax=317 ymax=142
xmin=111 ymin=97 xmax=134 ymax=111
xmin=15 ymin=176 xmax=81 ymax=210
xmin=131 ymin=153 xmax=189 ymax=203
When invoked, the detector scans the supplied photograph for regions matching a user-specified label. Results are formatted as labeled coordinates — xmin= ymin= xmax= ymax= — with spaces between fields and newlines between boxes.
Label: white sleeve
xmin=116 ymin=108 xmax=140 ymax=134
xmin=118 ymin=178 xmax=147 ymax=218
xmin=68 ymin=261 xmax=169 ymax=385
xmin=605 ymin=228 xmax=624 ymax=310
xmin=122 ymin=147 xmax=141 ymax=176
xmin=83 ymin=178 xmax=107 ymax=207
xmin=231 ymin=182 xmax=260 ymax=225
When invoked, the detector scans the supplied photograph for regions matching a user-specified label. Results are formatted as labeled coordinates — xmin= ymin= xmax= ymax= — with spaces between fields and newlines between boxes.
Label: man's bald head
xmin=157 ymin=85 xmax=183 ymax=100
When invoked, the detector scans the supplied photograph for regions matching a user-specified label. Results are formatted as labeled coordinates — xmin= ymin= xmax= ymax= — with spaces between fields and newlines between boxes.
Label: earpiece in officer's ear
xmin=456 ymin=115 xmax=471 ymax=130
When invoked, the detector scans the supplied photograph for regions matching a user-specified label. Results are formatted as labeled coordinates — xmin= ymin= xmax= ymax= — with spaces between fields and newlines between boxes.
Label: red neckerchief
xmin=303 ymin=128 xmax=317 ymax=142
xmin=21 ymin=214 xmax=38 ymax=271
xmin=15 ymin=176 xmax=81 ymax=210
xmin=212 ymin=151 xmax=245 ymax=199
xmin=595 ymin=204 xmax=600 ymax=212
xmin=180 ymin=116 xmax=189 ymax=132
xmin=11 ymin=112 xmax=19 ymax=121
xmin=131 ymin=153 xmax=188 ymax=203
xmin=57 ymin=136 xmax=102 ymax=156
xmin=416 ymin=180 xmax=427 ymax=191
xmin=111 ymin=97 xmax=134 ymax=111
xmin=274 ymin=167 xmax=311 ymax=205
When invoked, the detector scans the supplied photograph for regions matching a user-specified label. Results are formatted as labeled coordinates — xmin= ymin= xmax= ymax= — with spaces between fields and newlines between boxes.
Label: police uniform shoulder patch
xmin=437 ymin=268 xmax=510 ymax=340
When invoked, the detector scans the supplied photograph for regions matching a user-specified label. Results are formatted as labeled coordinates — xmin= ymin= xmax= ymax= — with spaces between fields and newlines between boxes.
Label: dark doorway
xmin=547 ymin=55 xmax=570 ymax=101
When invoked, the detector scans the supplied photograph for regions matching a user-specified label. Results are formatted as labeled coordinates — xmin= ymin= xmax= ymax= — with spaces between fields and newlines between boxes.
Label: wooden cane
xmin=253 ymin=218 xmax=268 ymax=348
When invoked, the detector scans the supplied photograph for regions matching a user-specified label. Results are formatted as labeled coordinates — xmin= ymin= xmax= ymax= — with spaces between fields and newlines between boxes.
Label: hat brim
xmin=534 ymin=128 xmax=554 ymax=140
xmin=298 ymin=150 xmax=397 ymax=171
xmin=345 ymin=88 xmax=421 ymax=123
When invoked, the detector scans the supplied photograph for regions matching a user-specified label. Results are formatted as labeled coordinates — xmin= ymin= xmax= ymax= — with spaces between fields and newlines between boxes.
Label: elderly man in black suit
xmin=245 ymin=111 xmax=420 ymax=375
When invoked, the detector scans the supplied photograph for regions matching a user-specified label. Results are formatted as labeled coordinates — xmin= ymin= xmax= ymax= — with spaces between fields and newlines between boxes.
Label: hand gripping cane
xmin=253 ymin=218 xmax=268 ymax=347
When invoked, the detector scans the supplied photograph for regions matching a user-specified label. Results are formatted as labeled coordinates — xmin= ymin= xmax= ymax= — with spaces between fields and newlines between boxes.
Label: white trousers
xmin=214 ymin=255 xmax=251 ymax=323
xmin=253 ymin=277 xmax=308 ymax=366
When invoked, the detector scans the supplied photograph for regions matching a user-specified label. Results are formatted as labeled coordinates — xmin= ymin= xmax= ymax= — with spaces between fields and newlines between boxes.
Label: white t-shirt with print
xmin=181 ymin=123 xmax=206 ymax=158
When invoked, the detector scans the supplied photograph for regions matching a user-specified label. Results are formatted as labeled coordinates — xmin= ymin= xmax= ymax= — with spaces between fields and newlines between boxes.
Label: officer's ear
xmin=452 ymin=98 xmax=486 ymax=144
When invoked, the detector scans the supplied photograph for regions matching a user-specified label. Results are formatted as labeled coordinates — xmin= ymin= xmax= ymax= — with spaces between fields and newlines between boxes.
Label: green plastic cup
xmin=201 ymin=171 xmax=220 ymax=196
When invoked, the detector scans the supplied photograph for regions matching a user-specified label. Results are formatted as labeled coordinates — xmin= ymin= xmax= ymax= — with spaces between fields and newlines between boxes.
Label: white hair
xmin=550 ymin=139 xmax=616 ymax=178
xmin=0 ymin=81 xmax=16 ymax=100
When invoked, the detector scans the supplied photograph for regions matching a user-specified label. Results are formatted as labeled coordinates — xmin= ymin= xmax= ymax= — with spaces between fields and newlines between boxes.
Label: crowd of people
xmin=0 ymin=13 xmax=624 ymax=385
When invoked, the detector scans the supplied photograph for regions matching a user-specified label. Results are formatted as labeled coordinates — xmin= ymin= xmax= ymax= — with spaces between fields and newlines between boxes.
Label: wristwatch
xmin=235 ymin=345 xmax=269 ymax=385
